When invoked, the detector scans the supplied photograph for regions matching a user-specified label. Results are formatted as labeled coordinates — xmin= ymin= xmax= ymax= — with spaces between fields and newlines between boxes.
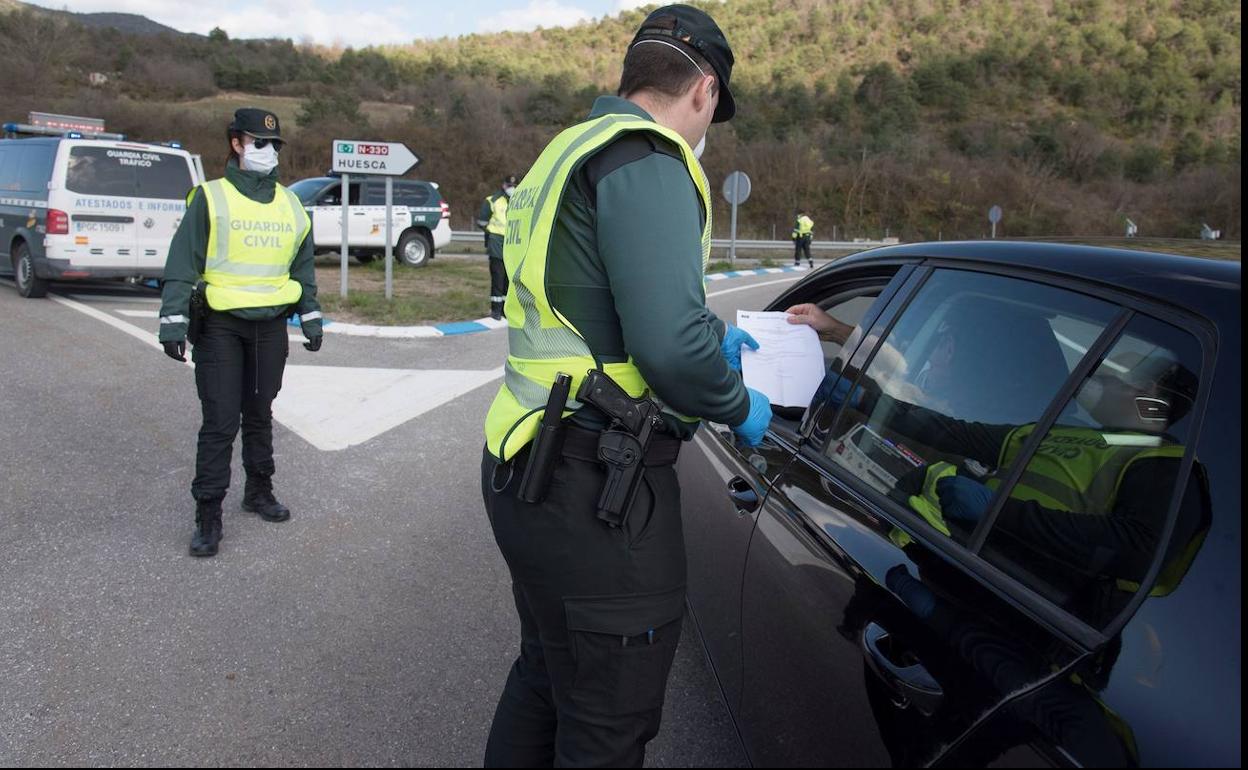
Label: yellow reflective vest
xmin=198 ymin=178 xmax=308 ymax=312
xmin=485 ymin=193 xmax=509 ymax=237
xmin=792 ymin=215 xmax=814 ymax=239
xmin=483 ymin=112 xmax=713 ymax=461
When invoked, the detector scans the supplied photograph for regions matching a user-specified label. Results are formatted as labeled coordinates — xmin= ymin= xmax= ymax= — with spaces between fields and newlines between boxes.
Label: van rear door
xmin=54 ymin=142 xmax=195 ymax=272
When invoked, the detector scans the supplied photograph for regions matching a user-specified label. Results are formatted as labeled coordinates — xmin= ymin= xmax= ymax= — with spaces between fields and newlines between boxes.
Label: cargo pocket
xmin=564 ymin=587 xmax=685 ymax=716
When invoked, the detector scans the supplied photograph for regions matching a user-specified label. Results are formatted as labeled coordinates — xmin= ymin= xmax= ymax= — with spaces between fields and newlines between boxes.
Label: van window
xmin=65 ymin=146 xmax=193 ymax=200
xmin=0 ymin=146 xmax=15 ymax=190
xmin=14 ymin=144 xmax=55 ymax=193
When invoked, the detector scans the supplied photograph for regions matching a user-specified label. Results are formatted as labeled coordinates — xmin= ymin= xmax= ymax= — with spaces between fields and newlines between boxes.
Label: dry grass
xmin=314 ymin=256 xmax=492 ymax=325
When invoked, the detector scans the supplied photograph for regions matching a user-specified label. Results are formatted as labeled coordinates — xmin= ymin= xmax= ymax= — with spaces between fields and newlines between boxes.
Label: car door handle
xmin=861 ymin=622 xmax=944 ymax=716
xmin=727 ymin=476 xmax=759 ymax=514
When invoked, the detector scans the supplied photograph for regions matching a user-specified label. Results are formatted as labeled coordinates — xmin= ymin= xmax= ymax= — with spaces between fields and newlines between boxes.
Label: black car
xmin=679 ymin=242 xmax=1240 ymax=767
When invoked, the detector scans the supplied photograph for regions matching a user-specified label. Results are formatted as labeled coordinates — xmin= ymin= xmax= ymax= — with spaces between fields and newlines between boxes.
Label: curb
xmin=308 ymin=265 xmax=807 ymax=338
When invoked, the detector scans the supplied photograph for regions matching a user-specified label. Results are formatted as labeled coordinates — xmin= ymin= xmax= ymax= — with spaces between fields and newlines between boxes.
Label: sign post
xmin=340 ymin=173 xmax=349 ymax=299
xmin=331 ymin=140 xmax=420 ymax=300
xmin=722 ymin=171 xmax=752 ymax=264
xmin=988 ymin=205 xmax=1003 ymax=239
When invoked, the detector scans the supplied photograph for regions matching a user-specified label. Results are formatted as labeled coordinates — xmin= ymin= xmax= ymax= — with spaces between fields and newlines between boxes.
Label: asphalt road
xmin=0 ymin=268 xmax=809 ymax=767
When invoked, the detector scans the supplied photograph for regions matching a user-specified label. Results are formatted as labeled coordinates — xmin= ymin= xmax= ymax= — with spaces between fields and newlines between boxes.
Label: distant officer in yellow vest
xmin=158 ymin=108 xmax=322 ymax=558
xmin=792 ymin=210 xmax=814 ymax=268
xmin=477 ymin=174 xmax=517 ymax=320
xmin=480 ymin=5 xmax=770 ymax=766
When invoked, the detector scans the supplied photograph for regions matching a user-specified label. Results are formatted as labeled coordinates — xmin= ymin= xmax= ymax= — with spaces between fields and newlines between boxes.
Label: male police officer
xmin=477 ymin=175 xmax=517 ymax=319
xmin=480 ymin=5 xmax=771 ymax=766
xmin=792 ymin=210 xmax=814 ymax=267
xmin=159 ymin=108 xmax=322 ymax=558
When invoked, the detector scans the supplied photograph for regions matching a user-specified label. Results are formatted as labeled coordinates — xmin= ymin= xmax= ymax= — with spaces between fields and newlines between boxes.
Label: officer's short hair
xmin=618 ymin=23 xmax=715 ymax=103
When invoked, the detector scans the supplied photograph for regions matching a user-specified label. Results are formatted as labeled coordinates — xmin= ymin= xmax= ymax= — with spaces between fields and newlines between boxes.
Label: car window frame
xmin=797 ymin=256 xmax=1216 ymax=650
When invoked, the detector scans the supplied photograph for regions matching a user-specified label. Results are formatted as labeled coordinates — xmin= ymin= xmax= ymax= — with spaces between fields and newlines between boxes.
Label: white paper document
xmin=737 ymin=310 xmax=826 ymax=407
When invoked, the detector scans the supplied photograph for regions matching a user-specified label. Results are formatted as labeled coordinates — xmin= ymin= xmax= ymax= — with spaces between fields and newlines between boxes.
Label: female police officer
xmin=158 ymin=108 xmax=322 ymax=558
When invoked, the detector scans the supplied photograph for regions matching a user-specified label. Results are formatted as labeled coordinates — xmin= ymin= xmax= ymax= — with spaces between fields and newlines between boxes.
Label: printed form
xmin=737 ymin=310 xmax=826 ymax=407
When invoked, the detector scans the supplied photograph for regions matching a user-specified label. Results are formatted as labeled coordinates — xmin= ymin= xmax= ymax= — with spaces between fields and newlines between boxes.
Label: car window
xmin=820 ymin=269 xmax=1120 ymax=547
xmin=769 ymin=288 xmax=883 ymax=427
xmin=978 ymin=313 xmax=1207 ymax=629
xmin=65 ymin=147 xmax=192 ymax=200
xmin=362 ymin=183 xmax=432 ymax=207
xmin=289 ymin=178 xmax=329 ymax=205
xmin=316 ymin=182 xmax=360 ymax=206
xmin=15 ymin=144 xmax=55 ymax=193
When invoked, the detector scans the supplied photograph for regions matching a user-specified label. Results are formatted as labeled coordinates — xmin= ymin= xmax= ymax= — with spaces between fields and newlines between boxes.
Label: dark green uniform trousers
xmin=481 ymin=444 xmax=686 ymax=768
xmin=191 ymin=311 xmax=287 ymax=502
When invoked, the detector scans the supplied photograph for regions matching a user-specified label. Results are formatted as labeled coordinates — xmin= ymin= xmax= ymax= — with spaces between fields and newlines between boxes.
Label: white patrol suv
xmin=289 ymin=175 xmax=452 ymax=268
xmin=0 ymin=135 xmax=201 ymax=297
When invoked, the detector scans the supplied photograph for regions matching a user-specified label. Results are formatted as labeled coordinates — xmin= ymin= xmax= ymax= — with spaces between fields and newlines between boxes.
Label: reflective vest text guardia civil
xmin=483 ymin=113 xmax=713 ymax=461
xmin=198 ymin=178 xmax=309 ymax=312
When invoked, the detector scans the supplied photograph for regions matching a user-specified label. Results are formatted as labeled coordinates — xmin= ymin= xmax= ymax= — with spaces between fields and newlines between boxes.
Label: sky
xmin=28 ymin=0 xmax=659 ymax=47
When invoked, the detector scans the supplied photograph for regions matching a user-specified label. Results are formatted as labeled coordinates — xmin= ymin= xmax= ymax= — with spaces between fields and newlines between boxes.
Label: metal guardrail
xmin=450 ymin=231 xmax=893 ymax=251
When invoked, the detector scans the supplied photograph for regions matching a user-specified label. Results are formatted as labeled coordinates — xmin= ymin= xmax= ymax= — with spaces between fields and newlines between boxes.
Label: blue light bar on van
xmin=67 ymin=131 xmax=83 ymax=139
xmin=3 ymin=122 xmax=16 ymax=133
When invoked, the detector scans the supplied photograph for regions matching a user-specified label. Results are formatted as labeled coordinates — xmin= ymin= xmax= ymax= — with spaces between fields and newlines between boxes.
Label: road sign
xmin=723 ymin=171 xmax=751 ymax=262
xmin=332 ymin=140 xmax=419 ymax=176
xmin=988 ymin=204 xmax=1003 ymax=238
xmin=722 ymin=171 xmax=752 ymax=205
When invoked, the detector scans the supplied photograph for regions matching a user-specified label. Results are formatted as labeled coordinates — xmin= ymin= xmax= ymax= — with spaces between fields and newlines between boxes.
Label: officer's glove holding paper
xmin=720 ymin=323 xmax=759 ymax=372
xmin=732 ymin=387 xmax=772 ymax=447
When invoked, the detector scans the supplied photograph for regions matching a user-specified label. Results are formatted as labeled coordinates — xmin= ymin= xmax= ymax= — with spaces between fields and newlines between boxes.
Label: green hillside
xmin=1 ymin=0 xmax=1240 ymax=240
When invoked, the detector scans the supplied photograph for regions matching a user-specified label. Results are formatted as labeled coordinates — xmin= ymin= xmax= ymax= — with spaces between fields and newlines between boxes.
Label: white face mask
xmin=503 ymin=185 xmax=516 ymax=197
xmin=241 ymin=142 xmax=279 ymax=174
xmin=693 ymin=133 xmax=707 ymax=160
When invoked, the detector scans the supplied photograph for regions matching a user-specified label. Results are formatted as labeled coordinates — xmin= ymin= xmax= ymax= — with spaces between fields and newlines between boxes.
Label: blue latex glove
xmin=720 ymin=324 xmax=760 ymax=372
xmin=936 ymin=475 xmax=993 ymax=525
xmin=732 ymin=387 xmax=772 ymax=447
xmin=885 ymin=565 xmax=936 ymax=620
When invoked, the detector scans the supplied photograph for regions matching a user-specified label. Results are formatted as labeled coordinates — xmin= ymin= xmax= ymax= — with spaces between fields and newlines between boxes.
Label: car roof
xmin=300 ymin=176 xmax=430 ymax=186
xmin=834 ymin=240 xmax=1240 ymax=319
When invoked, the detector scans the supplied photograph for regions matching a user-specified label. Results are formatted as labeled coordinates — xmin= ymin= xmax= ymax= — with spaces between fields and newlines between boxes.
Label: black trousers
xmin=793 ymin=235 xmax=812 ymax=264
xmin=190 ymin=311 xmax=288 ymax=503
xmin=481 ymin=444 xmax=686 ymax=768
xmin=487 ymin=234 xmax=508 ymax=308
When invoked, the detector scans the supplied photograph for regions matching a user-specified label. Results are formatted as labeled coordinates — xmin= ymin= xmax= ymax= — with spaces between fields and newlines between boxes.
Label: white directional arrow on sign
xmin=273 ymin=365 xmax=502 ymax=451
xmin=331 ymin=140 xmax=419 ymax=176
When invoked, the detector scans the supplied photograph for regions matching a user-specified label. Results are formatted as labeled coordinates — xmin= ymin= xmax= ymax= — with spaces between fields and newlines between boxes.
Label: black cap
xmin=503 ymin=174 xmax=518 ymax=186
xmin=228 ymin=108 xmax=282 ymax=139
xmin=630 ymin=4 xmax=735 ymax=123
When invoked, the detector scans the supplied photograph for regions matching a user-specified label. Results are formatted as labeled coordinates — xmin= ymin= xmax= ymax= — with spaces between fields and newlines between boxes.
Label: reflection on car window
xmin=822 ymin=270 xmax=1119 ymax=547
xmin=980 ymin=314 xmax=1207 ymax=628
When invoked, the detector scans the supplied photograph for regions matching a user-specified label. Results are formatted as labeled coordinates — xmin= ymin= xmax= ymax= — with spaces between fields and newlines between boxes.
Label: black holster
xmin=187 ymin=281 xmax=207 ymax=346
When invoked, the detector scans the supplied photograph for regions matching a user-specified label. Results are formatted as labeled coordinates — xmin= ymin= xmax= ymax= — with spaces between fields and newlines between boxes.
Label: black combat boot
xmin=242 ymin=476 xmax=291 ymax=522
xmin=490 ymin=302 xmax=504 ymax=321
xmin=189 ymin=500 xmax=224 ymax=557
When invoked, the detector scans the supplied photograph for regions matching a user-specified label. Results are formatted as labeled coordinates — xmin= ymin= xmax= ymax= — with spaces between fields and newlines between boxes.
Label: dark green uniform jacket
xmin=552 ymin=96 xmax=750 ymax=437
xmin=159 ymin=161 xmax=321 ymax=343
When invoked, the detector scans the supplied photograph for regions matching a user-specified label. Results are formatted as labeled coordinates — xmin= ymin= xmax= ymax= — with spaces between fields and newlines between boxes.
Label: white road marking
xmin=49 ymin=292 xmax=167 ymax=355
xmin=706 ymin=275 xmax=803 ymax=299
xmin=67 ymin=293 xmax=161 ymax=304
xmin=273 ymin=365 xmax=503 ymax=451
xmin=116 ymin=309 xmax=159 ymax=318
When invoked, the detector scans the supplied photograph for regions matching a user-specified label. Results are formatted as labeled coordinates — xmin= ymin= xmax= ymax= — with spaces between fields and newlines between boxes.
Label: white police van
xmin=0 ymin=123 xmax=201 ymax=297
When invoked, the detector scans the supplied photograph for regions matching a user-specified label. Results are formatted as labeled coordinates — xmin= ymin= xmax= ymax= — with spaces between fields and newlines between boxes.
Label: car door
xmin=680 ymin=261 xmax=916 ymax=720
xmin=737 ymin=263 xmax=1157 ymax=766
xmin=311 ymin=181 xmax=359 ymax=248
xmin=361 ymin=180 xmax=413 ymax=248
xmin=933 ymin=308 xmax=1220 ymax=767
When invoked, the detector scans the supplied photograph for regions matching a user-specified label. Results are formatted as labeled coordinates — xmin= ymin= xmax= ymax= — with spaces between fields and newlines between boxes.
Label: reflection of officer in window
xmin=858 ymin=358 xmax=1207 ymax=623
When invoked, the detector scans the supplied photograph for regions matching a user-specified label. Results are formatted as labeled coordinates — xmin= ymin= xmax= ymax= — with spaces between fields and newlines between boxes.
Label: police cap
xmin=630 ymin=4 xmax=736 ymax=123
xmin=229 ymin=108 xmax=283 ymax=139
xmin=503 ymin=174 xmax=518 ymax=186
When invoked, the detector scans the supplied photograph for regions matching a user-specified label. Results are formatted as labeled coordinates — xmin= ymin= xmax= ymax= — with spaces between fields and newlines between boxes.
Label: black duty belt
xmin=560 ymin=424 xmax=682 ymax=467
